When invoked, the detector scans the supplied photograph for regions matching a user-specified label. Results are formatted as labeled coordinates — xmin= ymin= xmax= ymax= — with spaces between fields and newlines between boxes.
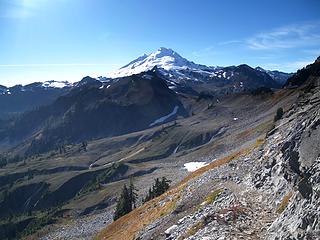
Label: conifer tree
xmin=113 ymin=184 xmax=131 ymax=220
xmin=274 ymin=107 xmax=284 ymax=122
xmin=113 ymin=180 xmax=137 ymax=221
xmin=129 ymin=178 xmax=138 ymax=209
xmin=143 ymin=177 xmax=171 ymax=203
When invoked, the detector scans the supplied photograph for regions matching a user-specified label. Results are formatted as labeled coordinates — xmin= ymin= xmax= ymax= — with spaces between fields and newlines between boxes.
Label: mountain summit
xmin=108 ymin=47 xmax=210 ymax=78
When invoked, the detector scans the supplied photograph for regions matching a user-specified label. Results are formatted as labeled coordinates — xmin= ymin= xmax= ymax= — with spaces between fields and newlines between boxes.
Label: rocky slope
xmin=96 ymin=58 xmax=320 ymax=240
xmin=253 ymin=58 xmax=320 ymax=239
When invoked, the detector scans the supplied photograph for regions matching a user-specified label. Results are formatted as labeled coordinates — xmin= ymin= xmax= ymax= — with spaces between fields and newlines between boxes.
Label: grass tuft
xmin=180 ymin=220 xmax=205 ymax=239
xmin=276 ymin=191 xmax=292 ymax=214
xmin=206 ymin=189 xmax=223 ymax=204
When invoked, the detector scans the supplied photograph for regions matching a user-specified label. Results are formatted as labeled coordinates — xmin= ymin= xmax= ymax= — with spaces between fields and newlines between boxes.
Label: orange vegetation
xmin=276 ymin=191 xmax=293 ymax=214
xmin=96 ymin=142 xmax=262 ymax=240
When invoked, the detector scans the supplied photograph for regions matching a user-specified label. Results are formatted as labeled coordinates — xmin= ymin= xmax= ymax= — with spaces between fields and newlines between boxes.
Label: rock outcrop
xmin=253 ymin=58 xmax=320 ymax=239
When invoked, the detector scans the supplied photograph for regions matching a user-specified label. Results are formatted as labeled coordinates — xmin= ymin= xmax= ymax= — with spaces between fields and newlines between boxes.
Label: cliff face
xmin=254 ymin=67 xmax=320 ymax=239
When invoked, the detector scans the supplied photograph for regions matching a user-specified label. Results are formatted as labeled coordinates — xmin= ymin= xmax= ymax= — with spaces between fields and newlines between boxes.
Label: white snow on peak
xmin=42 ymin=80 xmax=71 ymax=88
xmin=108 ymin=47 xmax=211 ymax=79
xmin=149 ymin=105 xmax=179 ymax=127
xmin=184 ymin=162 xmax=208 ymax=172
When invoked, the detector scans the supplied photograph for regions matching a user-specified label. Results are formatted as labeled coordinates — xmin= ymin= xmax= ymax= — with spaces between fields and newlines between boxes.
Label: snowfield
xmin=183 ymin=162 xmax=208 ymax=172
xmin=149 ymin=106 xmax=179 ymax=127
xmin=42 ymin=80 xmax=71 ymax=88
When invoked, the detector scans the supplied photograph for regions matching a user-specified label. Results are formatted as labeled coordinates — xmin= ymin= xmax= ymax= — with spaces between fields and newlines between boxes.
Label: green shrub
xmin=206 ymin=189 xmax=222 ymax=204
xmin=274 ymin=107 xmax=284 ymax=122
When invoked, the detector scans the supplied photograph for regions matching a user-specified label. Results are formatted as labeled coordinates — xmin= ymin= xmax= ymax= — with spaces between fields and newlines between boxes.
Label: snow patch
xmin=100 ymin=84 xmax=111 ymax=89
xmin=184 ymin=162 xmax=208 ymax=172
xmin=149 ymin=106 xmax=179 ymax=127
xmin=222 ymin=72 xmax=227 ymax=78
xmin=42 ymin=81 xmax=70 ymax=88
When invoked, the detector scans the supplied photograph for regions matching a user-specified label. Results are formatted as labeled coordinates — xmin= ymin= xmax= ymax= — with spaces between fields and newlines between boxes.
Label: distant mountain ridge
xmin=1 ymin=47 xmax=293 ymax=93
xmin=0 ymin=82 xmax=72 ymax=119
xmin=255 ymin=66 xmax=293 ymax=85
xmin=0 ymin=79 xmax=103 ymax=119
xmin=0 ymin=80 xmax=72 ymax=95
xmin=0 ymin=69 xmax=188 ymax=155
xmin=0 ymin=47 xmax=293 ymax=119
xmin=107 ymin=47 xmax=291 ymax=87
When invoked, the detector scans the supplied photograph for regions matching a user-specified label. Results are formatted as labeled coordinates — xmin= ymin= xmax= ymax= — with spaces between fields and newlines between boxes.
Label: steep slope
xmin=253 ymin=56 xmax=320 ymax=239
xmin=0 ymin=70 xmax=188 ymax=155
xmin=284 ymin=56 xmax=320 ymax=88
xmin=0 ymin=79 xmax=116 ymax=120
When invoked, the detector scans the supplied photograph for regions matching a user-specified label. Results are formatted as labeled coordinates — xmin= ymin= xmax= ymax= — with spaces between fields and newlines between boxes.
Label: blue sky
xmin=0 ymin=0 xmax=320 ymax=86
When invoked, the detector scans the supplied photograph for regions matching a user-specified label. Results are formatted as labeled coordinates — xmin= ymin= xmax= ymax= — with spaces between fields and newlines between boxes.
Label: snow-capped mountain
xmin=108 ymin=47 xmax=290 ymax=89
xmin=1 ymin=48 xmax=292 ymax=97
xmin=0 ymin=48 xmax=293 ymax=119
xmin=108 ymin=47 xmax=216 ymax=79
